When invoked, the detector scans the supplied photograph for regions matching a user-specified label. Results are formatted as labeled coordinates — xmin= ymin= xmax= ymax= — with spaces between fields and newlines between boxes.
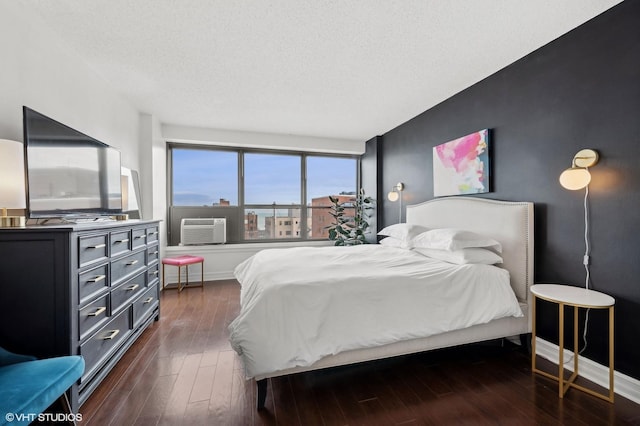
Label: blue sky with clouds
xmin=172 ymin=149 xmax=356 ymax=206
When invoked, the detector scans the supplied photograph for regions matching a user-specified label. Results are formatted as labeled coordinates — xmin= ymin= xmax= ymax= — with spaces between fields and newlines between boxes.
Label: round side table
xmin=530 ymin=283 xmax=615 ymax=402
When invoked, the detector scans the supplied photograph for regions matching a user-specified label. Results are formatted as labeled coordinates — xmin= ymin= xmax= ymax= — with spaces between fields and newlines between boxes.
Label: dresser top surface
xmin=1 ymin=219 xmax=160 ymax=232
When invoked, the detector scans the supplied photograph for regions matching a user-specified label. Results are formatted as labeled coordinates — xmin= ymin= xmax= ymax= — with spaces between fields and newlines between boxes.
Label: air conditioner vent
xmin=180 ymin=218 xmax=226 ymax=245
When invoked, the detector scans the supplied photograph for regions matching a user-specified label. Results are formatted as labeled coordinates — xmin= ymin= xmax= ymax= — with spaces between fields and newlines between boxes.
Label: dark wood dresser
xmin=0 ymin=220 xmax=161 ymax=411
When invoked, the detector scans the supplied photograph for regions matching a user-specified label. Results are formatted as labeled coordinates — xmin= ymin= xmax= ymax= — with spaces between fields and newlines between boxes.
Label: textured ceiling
xmin=20 ymin=0 xmax=621 ymax=141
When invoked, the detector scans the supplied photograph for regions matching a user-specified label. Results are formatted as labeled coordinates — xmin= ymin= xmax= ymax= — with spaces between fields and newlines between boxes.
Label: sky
xmin=172 ymin=149 xmax=356 ymax=207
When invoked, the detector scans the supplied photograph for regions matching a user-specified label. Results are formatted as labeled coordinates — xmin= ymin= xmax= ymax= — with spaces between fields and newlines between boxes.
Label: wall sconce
xmin=559 ymin=149 xmax=599 ymax=190
xmin=559 ymin=149 xmax=599 ymax=290
xmin=0 ymin=139 xmax=26 ymax=227
xmin=387 ymin=182 xmax=404 ymax=223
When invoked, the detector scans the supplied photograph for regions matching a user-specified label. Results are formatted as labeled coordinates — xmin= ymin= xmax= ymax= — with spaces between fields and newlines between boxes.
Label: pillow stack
xmin=378 ymin=225 xmax=503 ymax=265
xmin=377 ymin=223 xmax=429 ymax=249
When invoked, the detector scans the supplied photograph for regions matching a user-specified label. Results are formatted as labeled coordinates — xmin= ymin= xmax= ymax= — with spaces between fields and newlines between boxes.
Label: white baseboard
xmin=535 ymin=337 xmax=640 ymax=404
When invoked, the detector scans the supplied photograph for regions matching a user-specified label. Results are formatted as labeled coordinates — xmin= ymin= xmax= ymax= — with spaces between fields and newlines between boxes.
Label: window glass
xmin=307 ymin=156 xmax=357 ymax=206
xmin=172 ymin=149 xmax=238 ymax=206
xmin=244 ymin=153 xmax=301 ymax=204
xmin=244 ymin=208 xmax=304 ymax=240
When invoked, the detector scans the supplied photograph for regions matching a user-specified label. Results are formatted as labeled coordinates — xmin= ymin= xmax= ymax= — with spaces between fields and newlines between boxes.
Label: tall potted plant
xmin=326 ymin=189 xmax=375 ymax=246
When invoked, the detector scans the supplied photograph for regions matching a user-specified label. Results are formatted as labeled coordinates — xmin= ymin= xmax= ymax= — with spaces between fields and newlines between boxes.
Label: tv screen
xmin=23 ymin=107 xmax=123 ymax=219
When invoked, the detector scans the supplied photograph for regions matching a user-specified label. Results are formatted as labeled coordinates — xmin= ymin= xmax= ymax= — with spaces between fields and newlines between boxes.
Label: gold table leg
xmin=558 ymin=302 xmax=564 ymax=398
xmin=609 ymin=306 xmax=615 ymax=402
xmin=531 ymin=294 xmax=537 ymax=373
xmin=574 ymin=306 xmax=579 ymax=376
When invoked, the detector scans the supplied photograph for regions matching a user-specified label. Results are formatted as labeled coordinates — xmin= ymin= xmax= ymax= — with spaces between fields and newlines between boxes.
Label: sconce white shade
xmin=0 ymin=139 xmax=26 ymax=209
xmin=559 ymin=167 xmax=591 ymax=190
xmin=387 ymin=182 xmax=404 ymax=202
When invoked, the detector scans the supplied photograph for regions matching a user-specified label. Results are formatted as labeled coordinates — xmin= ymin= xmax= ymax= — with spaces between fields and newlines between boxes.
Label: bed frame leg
xmin=256 ymin=379 xmax=267 ymax=410
xmin=520 ymin=333 xmax=532 ymax=354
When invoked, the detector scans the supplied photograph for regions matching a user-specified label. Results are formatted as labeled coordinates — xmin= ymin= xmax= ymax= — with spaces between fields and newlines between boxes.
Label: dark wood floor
xmin=80 ymin=279 xmax=640 ymax=425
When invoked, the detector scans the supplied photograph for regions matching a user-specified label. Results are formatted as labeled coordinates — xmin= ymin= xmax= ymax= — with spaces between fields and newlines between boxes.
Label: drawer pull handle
xmin=87 ymin=243 xmax=106 ymax=249
xmin=148 ymin=231 xmax=158 ymax=236
xmin=102 ymin=329 xmax=120 ymax=340
xmin=87 ymin=307 xmax=106 ymax=317
xmin=126 ymin=284 xmax=140 ymax=291
xmin=87 ymin=275 xmax=106 ymax=283
xmin=135 ymin=235 xmax=146 ymax=240
xmin=115 ymin=238 xmax=130 ymax=244
xmin=126 ymin=260 xmax=139 ymax=266
xmin=143 ymin=297 xmax=154 ymax=304
xmin=152 ymin=251 xmax=159 ymax=255
xmin=152 ymin=270 xmax=159 ymax=276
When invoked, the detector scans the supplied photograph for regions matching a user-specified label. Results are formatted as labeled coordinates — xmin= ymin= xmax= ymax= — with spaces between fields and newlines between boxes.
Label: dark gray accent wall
xmin=370 ymin=1 xmax=640 ymax=380
xmin=361 ymin=136 xmax=383 ymax=243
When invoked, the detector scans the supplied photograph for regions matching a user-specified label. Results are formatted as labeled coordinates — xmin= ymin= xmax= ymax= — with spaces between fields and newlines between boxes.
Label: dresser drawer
xmin=132 ymin=228 xmax=147 ymax=250
xmin=78 ymin=294 xmax=109 ymax=341
xmin=132 ymin=283 xmax=159 ymax=328
xmin=78 ymin=264 xmax=109 ymax=305
xmin=80 ymin=308 xmax=131 ymax=384
xmin=147 ymin=244 xmax=159 ymax=265
xmin=147 ymin=262 xmax=160 ymax=286
xmin=146 ymin=225 xmax=159 ymax=244
xmin=111 ymin=250 xmax=146 ymax=286
xmin=110 ymin=230 xmax=131 ymax=257
xmin=78 ymin=233 xmax=109 ymax=268
xmin=111 ymin=271 xmax=146 ymax=315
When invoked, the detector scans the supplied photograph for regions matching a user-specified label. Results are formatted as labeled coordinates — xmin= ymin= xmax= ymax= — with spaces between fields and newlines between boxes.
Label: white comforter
xmin=228 ymin=245 xmax=522 ymax=378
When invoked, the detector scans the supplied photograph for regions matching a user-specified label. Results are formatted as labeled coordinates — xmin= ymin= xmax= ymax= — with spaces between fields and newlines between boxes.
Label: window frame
xmin=167 ymin=143 xmax=360 ymax=245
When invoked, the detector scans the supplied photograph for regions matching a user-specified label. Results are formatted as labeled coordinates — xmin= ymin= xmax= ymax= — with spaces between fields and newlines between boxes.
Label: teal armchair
xmin=0 ymin=346 xmax=84 ymax=425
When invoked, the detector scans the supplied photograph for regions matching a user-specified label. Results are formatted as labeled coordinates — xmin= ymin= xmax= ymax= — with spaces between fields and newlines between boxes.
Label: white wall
xmin=0 ymin=2 xmax=141 ymax=171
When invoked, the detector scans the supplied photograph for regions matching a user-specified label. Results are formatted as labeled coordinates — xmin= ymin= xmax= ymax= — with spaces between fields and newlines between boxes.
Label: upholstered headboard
xmin=406 ymin=197 xmax=534 ymax=302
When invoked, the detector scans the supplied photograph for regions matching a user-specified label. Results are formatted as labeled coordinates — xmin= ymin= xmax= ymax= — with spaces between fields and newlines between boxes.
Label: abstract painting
xmin=432 ymin=129 xmax=490 ymax=197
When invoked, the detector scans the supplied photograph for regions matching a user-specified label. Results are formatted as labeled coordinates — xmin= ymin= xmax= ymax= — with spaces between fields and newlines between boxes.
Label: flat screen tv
xmin=23 ymin=106 xmax=123 ymax=219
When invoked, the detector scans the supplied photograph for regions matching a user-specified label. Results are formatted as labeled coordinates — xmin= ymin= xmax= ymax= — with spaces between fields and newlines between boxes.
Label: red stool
xmin=161 ymin=255 xmax=205 ymax=292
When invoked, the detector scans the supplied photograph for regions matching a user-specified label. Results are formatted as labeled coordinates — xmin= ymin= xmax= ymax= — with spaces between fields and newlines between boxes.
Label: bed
xmin=228 ymin=197 xmax=534 ymax=409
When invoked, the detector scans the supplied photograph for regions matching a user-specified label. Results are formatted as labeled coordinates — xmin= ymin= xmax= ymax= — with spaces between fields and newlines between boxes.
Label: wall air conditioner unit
xmin=180 ymin=218 xmax=226 ymax=245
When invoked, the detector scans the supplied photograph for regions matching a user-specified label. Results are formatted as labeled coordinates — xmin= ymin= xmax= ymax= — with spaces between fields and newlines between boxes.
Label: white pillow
xmin=412 ymin=228 xmax=502 ymax=253
xmin=413 ymin=247 xmax=503 ymax=265
xmin=377 ymin=223 xmax=429 ymax=243
xmin=379 ymin=237 xmax=407 ymax=248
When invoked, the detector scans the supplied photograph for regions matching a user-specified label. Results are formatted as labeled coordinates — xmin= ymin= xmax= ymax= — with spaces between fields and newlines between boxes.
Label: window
xmin=244 ymin=208 xmax=301 ymax=240
xmin=172 ymin=148 xmax=238 ymax=206
xmin=168 ymin=145 xmax=358 ymax=245
xmin=244 ymin=153 xmax=301 ymax=204
xmin=307 ymin=156 xmax=357 ymax=239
